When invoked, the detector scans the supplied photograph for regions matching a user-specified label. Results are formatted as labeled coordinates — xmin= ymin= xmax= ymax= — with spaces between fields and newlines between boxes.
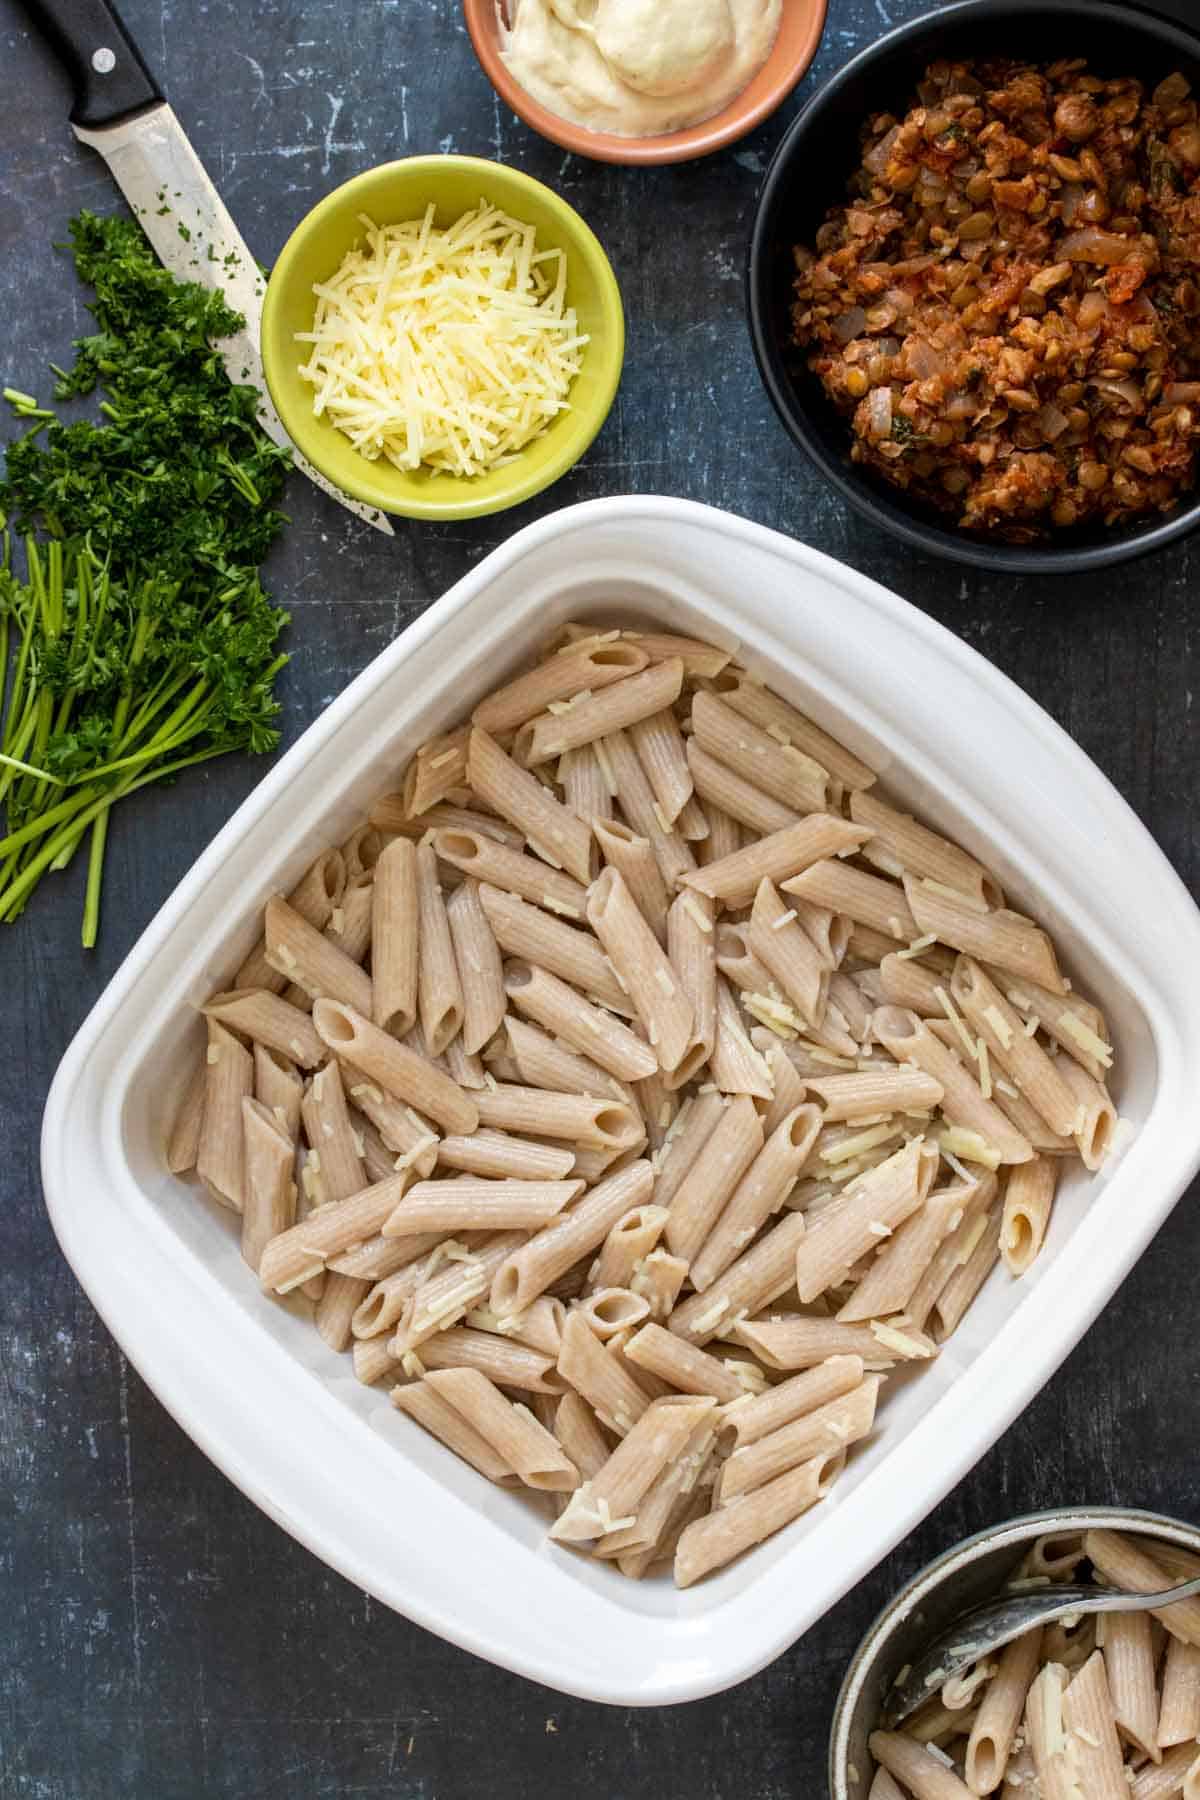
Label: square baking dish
xmin=42 ymin=496 xmax=1200 ymax=1705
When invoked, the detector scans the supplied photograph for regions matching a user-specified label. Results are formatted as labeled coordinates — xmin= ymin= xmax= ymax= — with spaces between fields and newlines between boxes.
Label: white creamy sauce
xmin=498 ymin=0 xmax=782 ymax=139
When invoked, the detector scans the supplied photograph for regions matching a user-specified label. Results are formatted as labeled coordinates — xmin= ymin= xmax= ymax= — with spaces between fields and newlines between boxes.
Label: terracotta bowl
xmin=462 ymin=0 xmax=829 ymax=166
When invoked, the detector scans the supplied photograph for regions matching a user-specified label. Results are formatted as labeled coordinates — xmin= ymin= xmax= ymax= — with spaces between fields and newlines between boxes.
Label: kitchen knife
xmin=21 ymin=0 xmax=395 ymax=536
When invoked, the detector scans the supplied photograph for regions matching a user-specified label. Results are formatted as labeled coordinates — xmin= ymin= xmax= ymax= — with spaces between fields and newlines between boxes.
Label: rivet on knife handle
xmin=21 ymin=0 xmax=162 ymax=130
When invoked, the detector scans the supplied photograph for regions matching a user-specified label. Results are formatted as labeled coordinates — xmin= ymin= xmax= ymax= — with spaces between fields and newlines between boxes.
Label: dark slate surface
xmin=1 ymin=0 xmax=1197 ymax=1793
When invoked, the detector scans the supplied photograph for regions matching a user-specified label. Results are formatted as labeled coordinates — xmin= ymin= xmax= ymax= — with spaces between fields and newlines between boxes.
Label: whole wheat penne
xmin=964 ymin=1625 xmax=1044 ymax=1794
xmin=403 ymin=726 xmax=469 ymax=818
xmin=391 ymin=1379 xmax=517 ymax=1485
xmin=718 ymin=1374 xmax=879 ymax=1501
xmin=793 ymin=1138 xmax=936 ymax=1303
xmin=837 ymin=1184 xmax=971 ymax=1324
xmin=197 ymin=1020 xmax=254 ymax=1210
xmin=630 ymin=1248 xmax=690 ymax=1320
xmin=392 ymin=1232 xmax=527 ymax=1352
xmin=984 ymin=968 xmax=1113 ymax=1082
xmin=329 ymin=1228 xmax=442 ymax=1280
xmin=384 ymin=1177 xmax=582 ymax=1236
xmin=345 ymin=825 xmax=389 ymax=880
xmin=313 ymin=1000 xmax=476 ymax=1134
xmin=569 ymin=1143 xmax=643 ymax=1185
xmin=504 ymin=961 xmax=657 ymax=1083
xmin=1060 ymin=1650 xmax=1129 ymax=1800
xmin=240 ymin=1097 xmax=295 ymax=1271
xmin=474 ymin=640 xmax=649 ymax=735
xmin=340 ymin=1068 xmax=438 ymax=1175
xmin=436 ymin=1130 xmax=575 ymax=1182
xmin=675 ymin=1451 xmax=826 ymax=1589
xmin=600 ymin=727 xmax=696 ymax=889
xmin=577 ymin=1287 xmax=652 ymax=1339
xmin=712 ymin=670 xmax=876 ymax=790
xmin=503 ymin=1016 xmax=632 ymax=1105
xmin=559 ymin=743 xmax=613 ymax=826
xmin=476 ymin=883 xmax=631 ymax=1014
xmin=592 ymin=1205 xmax=670 ymax=1290
xmin=721 ymin=1356 xmax=865 ymax=1448
xmin=670 ymin=1210 xmax=808 ymax=1346
xmin=327 ymin=868 xmax=374 ymax=965
xmin=903 ymin=875 xmax=1067 ymax=994
xmin=263 ymin=893 xmax=373 ymax=1017
xmin=797 ymin=899 xmax=853 ymax=972
xmin=872 ymin=1008 xmax=1033 ymax=1164
xmin=556 ymin=1307 xmax=652 ymax=1437
xmin=468 ymin=726 xmax=595 ymax=886
xmin=313 ymin=1269 xmax=370 ymax=1352
xmin=414 ymin=841 xmax=464 ymax=1057
xmin=202 ymin=989 xmax=325 ymax=1069
xmin=806 ymin=1069 xmax=944 ymax=1120
xmin=258 ymin=1169 xmax=413 ymax=1293
xmin=663 ymin=890 xmax=716 ymax=1089
xmin=235 ymin=848 xmax=346 ymax=993
xmin=903 ymin=1175 xmax=997 ymax=1332
xmin=981 ymin=1066 xmax=1077 ymax=1157
xmin=301 ymin=1061 xmax=365 ymax=1204
xmin=474 ymin=1084 xmax=641 ymax=1149
xmin=592 ymin=816 xmax=670 ymax=944
xmin=412 ymin=1328 xmax=566 ymax=1394
xmin=689 ymin=816 xmax=872 ymax=908
xmin=356 ymin=1251 xmax=455 ymax=1339
xmin=1000 ymin=1157 xmax=1059 ymax=1275
xmin=749 ymin=877 xmax=829 ymax=1028
xmin=757 ymin=1043 xmax=808 ymax=1137
xmin=1024 ymin=1663 xmax=1081 ymax=1800
xmin=690 ymin=1106 xmax=822 ymax=1291
xmin=686 ymin=737 xmax=799 ymax=837
xmin=931 ymin=1206 xmax=1002 ymax=1340
xmin=1158 ymin=1637 xmax=1200 ymax=1747
xmin=782 ymin=861 xmax=918 ymax=944
xmin=624 ymin=1320 xmax=746 ymax=1402
xmin=1055 ymin=1056 xmax=1117 ymax=1169
xmin=1085 ymin=1533 xmax=1200 ymax=1646
xmin=465 ymin=1293 xmax=566 ymax=1357
xmin=850 ymin=790 xmax=1002 ymax=908
xmin=491 ymin=1160 xmax=653 ymax=1315
xmin=552 ymin=1390 xmax=612 ymax=1483
xmin=354 ymin=1336 xmax=400 ymax=1386
xmin=652 ymin=1089 xmax=725 ymax=1206
xmin=351 ymin=1116 xmax=404 ymax=1187
xmin=630 ymin=706 xmax=693 ymax=827
xmin=867 ymin=1773 xmax=909 ymax=1800
xmin=868 ymin=1731 xmax=975 ymax=1800
xmin=664 ymin=1095 xmax=763 ymax=1265
xmin=551 ymin=1393 xmax=715 ymax=1542
xmin=950 ymin=958 xmax=1079 ymax=1139
xmin=622 ymin=629 xmax=733 ymax=678
xmin=253 ymin=1044 xmax=303 ymax=1140
xmin=599 ymin=1412 xmax=718 ymax=1562
xmin=432 ymin=828 xmax=588 ymax=919
xmin=587 ymin=868 xmax=694 ymax=1074
xmin=1132 ymin=1743 xmax=1200 ymax=1800
xmin=517 ymin=659 xmax=685 ymax=766
xmin=880 ymin=950 xmax=945 ymax=1016
xmin=1100 ymin=1609 xmax=1160 ymax=1762
xmin=691 ymin=690 xmax=831 ymax=815
xmin=371 ymin=837 xmax=419 ymax=1037
xmin=167 ymin=1064 xmax=205 ymax=1174
xmin=711 ymin=978 xmax=774 ymax=1099
xmin=440 ymin=881 xmax=505 ymax=1062
xmin=634 ymin=1068 xmax=678 ymax=1150
xmin=370 ymin=796 xmax=524 ymax=850
xmin=716 ymin=920 xmax=774 ymax=996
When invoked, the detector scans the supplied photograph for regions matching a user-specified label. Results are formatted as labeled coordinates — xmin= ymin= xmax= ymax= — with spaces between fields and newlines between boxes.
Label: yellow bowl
xmin=261 ymin=155 xmax=625 ymax=521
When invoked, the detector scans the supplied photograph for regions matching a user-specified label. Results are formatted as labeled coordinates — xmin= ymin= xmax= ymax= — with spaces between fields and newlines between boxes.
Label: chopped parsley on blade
xmin=0 ymin=211 xmax=292 ymax=947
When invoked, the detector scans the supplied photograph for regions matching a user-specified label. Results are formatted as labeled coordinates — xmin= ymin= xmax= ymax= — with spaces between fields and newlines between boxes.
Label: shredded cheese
xmin=297 ymin=203 xmax=588 ymax=478
xmin=1056 ymin=1011 xmax=1114 ymax=1067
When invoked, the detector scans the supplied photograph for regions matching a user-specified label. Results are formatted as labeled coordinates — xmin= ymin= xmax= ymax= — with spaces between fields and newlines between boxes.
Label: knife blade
xmin=21 ymin=0 xmax=394 ymax=537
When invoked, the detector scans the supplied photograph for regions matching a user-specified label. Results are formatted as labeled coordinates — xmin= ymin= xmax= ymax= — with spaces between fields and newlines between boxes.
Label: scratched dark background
xmin=1 ymin=0 xmax=1197 ymax=1793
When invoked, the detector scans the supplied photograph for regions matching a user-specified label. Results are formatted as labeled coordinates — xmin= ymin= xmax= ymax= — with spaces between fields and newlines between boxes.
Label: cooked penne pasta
xmin=422 ymin=1367 xmax=579 ymax=1490
xmin=710 ymin=977 xmax=774 ymax=1099
xmin=436 ymin=1129 xmax=575 ymax=1182
xmin=560 ymin=742 xmax=614 ymax=826
xmin=167 ymin=1064 xmax=206 ymax=1175
xmin=905 ymin=875 xmax=1067 ymax=994
xmin=468 ymin=726 xmax=596 ymax=887
xmin=313 ymin=1000 xmax=477 ymax=1134
xmin=384 ymin=1177 xmax=582 ymax=1236
xmin=717 ymin=1375 xmax=879 ymax=1501
xmin=591 ymin=816 xmax=670 ymax=944
xmin=783 ymin=860 xmax=918 ymax=942
xmin=556 ymin=1307 xmax=652 ymax=1437
xmin=1103 ymin=1609 xmax=1160 ymax=1762
xmin=951 ymin=957 xmax=1079 ymax=1138
xmin=491 ymin=1160 xmax=653 ymax=1315
xmin=551 ymin=1394 xmax=714 ymax=1542
xmin=259 ymin=1170 xmax=413 ymax=1294
xmin=441 ymin=879 xmax=506 ymax=1057
xmin=587 ymin=868 xmax=695 ymax=1075
xmin=624 ymin=1321 xmax=747 ymax=1403
xmin=414 ymin=841 xmax=464 ymax=1057
xmin=1001 ymin=1156 xmax=1059 ymax=1275
xmin=686 ymin=815 xmax=870 ymax=907
xmin=1056 ymin=1056 xmax=1118 ymax=1170
xmin=253 ymin=1044 xmax=303 ymax=1140
xmin=301 ymin=1060 xmax=365 ymax=1206
xmin=432 ymin=828 xmax=588 ymax=919
xmin=1086 ymin=1533 xmax=1200 ymax=1646
xmin=711 ymin=669 xmax=877 ymax=790
xmin=474 ymin=1083 xmax=641 ymax=1149
xmin=931 ymin=1205 xmax=1002 ymax=1341
xmin=872 ymin=1008 xmax=1033 ymax=1165
xmin=868 ymin=1731 xmax=975 ymax=1800
xmin=576 ymin=1287 xmax=651 ymax=1339
xmin=391 ymin=1378 xmax=517 ymax=1484
xmin=410 ymin=1327 xmax=565 ymax=1394
xmin=691 ymin=690 xmax=830 ymax=814
xmin=837 ymin=1184 xmax=970 ymax=1324
xmin=850 ymin=790 xmax=1002 ymax=908
xmin=1062 ymin=1650 xmax=1129 ymax=1799
xmin=503 ymin=960 xmax=657 ymax=1082
xmin=630 ymin=706 xmax=693 ymax=826
xmin=749 ymin=877 xmax=828 ymax=1028
xmin=240 ymin=1097 xmax=295 ymax=1271
xmin=1133 ymin=1743 xmax=1200 ymax=1800
xmin=235 ymin=848 xmax=346 ymax=994
xmin=664 ymin=1094 xmax=763 ymax=1265
xmin=1158 ymin=1637 xmax=1200 ymax=1748
xmin=686 ymin=737 xmax=799 ymax=837
xmin=517 ymin=659 xmax=684 ymax=765
xmin=263 ymin=893 xmax=373 ymax=1015
xmin=371 ymin=837 xmax=419 ymax=1037
xmin=503 ymin=1016 xmax=632 ymax=1105
xmin=793 ymin=1137 xmax=936 ymax=1304
xmin=473 ymin=640 xmax=649 ymax=735
xmin=905 ymin=1176 xmax=998 ymax=1333
xmin=403 ymin=726 xmax=469 ymax=818
xmin=591 ymin=1204 xmax=670 ymax=1290
xmin=621 ymin=629 xmax=733 ymax=678
xmin=391 ymin=1232 xmax=527 ymax=1353
xmin=669 ymin=1210 xmax=808 ymax=1346
xmin=689 ymin=1105 xmax=821 ymax=1292
xmin=197 ymin=1020 xmax=254 ymax=1210
xmin=674 ymin=1453 xmax=827 ymax=1589
xmin=476 ymin=882 xmax=631 ymax=1014
xmin=964 ymin=1625 xmax=1044 ymax=1794
xmin=804 ymin=1069 xmax=943 ymax=1120
xmin=720 ymin=1355 xmax=865 ymax=1448
xmin=202 ymin=989 xmax=324 ymax=1068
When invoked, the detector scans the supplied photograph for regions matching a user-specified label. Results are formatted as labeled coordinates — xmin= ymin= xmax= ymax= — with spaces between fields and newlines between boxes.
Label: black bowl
xmin=746 ymin=0 xmax=1200 ymax=573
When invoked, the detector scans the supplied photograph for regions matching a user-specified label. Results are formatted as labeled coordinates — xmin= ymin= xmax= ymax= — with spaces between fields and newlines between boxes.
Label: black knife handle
xmin=22 ymin=0 xmax=162 ymax=129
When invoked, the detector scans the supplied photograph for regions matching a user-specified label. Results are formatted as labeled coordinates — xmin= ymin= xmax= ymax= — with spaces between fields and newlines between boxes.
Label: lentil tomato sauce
xmin=790 ymin=59 xmax=1200 ymax=539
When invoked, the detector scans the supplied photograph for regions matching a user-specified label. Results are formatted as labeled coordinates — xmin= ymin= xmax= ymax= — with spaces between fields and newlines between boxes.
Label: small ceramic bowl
xmin=829 ymin=1506 xmax=1200 ymax=1799
xmin=463 ymin=0 xmax=829 ymax=166
xmin=261 ymin=155 xmax=624 ymax=521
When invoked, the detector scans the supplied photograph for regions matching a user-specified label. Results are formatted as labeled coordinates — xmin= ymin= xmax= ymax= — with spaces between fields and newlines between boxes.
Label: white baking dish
xmin=42 ymin=496 xmax=1200 ymax=1705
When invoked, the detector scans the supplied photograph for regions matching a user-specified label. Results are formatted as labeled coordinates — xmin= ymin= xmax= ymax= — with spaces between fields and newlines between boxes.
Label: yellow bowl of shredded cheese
xmin=262 ymin=156 xmax=625 ymax=520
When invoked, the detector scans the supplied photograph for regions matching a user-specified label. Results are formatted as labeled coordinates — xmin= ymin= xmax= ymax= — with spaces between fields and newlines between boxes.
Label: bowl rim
xmin=828 ymin=1503 xmax=1200 ymax=1797
xmin=260 ymin=153 xmax=626 ymax=522
xmin=745 ymin=0 xmax=1200 ymax=574
xmin=461 ymin=0 xmax=830 ymax=167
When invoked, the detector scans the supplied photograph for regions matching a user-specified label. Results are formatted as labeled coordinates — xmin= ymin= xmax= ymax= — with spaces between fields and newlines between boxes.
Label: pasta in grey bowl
xmin=830 ymin=1505 xmax=1200 ymax=1799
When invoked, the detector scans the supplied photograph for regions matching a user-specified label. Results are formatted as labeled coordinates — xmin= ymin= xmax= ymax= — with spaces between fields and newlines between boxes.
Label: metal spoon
xmin=882 ymin=1573 xmax=1200 ymax=1726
